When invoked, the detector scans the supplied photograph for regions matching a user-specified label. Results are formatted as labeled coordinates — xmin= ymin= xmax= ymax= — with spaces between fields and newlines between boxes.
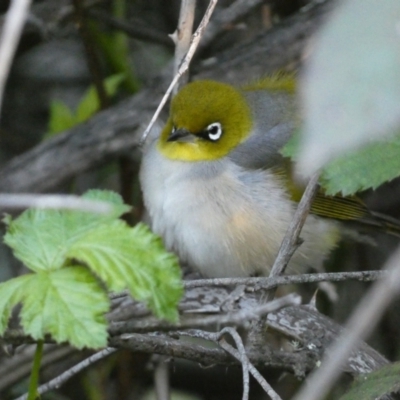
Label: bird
xmin=139 ymin=77 xmax=400 ymax=278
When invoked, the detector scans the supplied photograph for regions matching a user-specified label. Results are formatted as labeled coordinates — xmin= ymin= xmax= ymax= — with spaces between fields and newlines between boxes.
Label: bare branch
xmin=0 ymin=193 xmax=113 ymax=213
xmin=219 ymin=335 xmax=282 ymax=400
xmin=293 ymin=244 xmax=400 ymax=400
xmin=172 ymin=0 xmax=196 ymax=91
xmin=154 ymin=355 xmax=170 ymax=400
xmin=183 ymin=270 xmax=386 ymax=290
xmin=0 ymin=0 xmax=33 ymax=116
xmin=140 ymin=0 xmax=218 ymax=144
xmin=269 ymin=172 xmax=320 ymax=278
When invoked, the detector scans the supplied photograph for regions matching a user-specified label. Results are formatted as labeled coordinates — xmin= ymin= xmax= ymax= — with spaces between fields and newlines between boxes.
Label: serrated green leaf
xmin=282 ymin=133 xmax=400 ymax=196
xmin=76 ymin=74 xmax=125 ymax=123
xmin=3 ymin=190 xmax=130 ymax=272
xmin=19 ymin=267 xmax=109 ymax=349
xmin=0 ymin=274 xmax=31 ymax=333
xmin=82 ymin=189 xmax=131 ymax=219
xmin=320 ymin=136 xmax=400 ymax=195
xmin=4 ymin=209 xmax=75 ymax=272
xmin=47 ymin=100 xmax=76 ymax=137
xmin=340 ymin=362 xmax=400 ymax=400
xmin=67 ymin=221 xmax=182 ymax=321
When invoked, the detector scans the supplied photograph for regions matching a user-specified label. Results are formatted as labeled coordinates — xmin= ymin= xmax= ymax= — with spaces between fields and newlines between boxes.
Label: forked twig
xmin=140 ymin=0 xmax=218 ymax=145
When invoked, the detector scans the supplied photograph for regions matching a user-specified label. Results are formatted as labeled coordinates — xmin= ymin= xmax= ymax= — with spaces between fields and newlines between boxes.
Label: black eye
xmin=206 ymin=122 xmax=222 ymax=141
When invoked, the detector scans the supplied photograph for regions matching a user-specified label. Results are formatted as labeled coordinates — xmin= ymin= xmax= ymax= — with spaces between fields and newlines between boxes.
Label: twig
xmin=266 ymin=171 xmax=320 ymax=301
xmin=0 ymin=193 xmax=113 ymax=213
xmin=140 ymin=0 xmax=218 ymax=145
xmin=109 ymin=293 xmax=300 ymax=335
xmin=219 ymin=339 xmax=282 ymax=400
xmin=180 ymin=328 xmax=282 ymax=400
xmin=183 ymin=270 xmax=386 ymax=289
xmin=0 ymin=0 xmax=33 ymax=117
xmin=154 ymin=356 xmax=170 ymax=400
xmin=14 ymin=347 xmax=117 ymax=400
xmin=293 ymin=245 xmax=400 ymax=400
xmin=171 ymin=0 xmax=196 ymax=92
xmin=219 ymin=328 xmax=250 ymax=400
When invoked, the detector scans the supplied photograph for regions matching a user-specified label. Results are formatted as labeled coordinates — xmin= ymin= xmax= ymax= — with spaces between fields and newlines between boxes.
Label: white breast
xmin=140 ymin=142 xmax=338 ymax=277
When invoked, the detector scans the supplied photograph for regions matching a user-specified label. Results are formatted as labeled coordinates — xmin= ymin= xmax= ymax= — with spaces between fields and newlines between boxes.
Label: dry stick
xmin=219 ymin=327 xmax=250 ymax=400
xmin=140 ymin=0 xmax=218 ymax=145
xmin=219 ymin=340 xmax=282 ymax=400
xmin=171 ymin=0 xmax=196 ymax=93
xmin=0 ymin=0 xmax=33 ymax=116
xmin=108 ymin=293 xmax=301 ymax=335
xmin=180 ymin=328 xmax=282 ymax=400
xmin=266 ymin=171 xmax=320 ymax=301
xmin=14 ymin=348 xmax=117 ymax=400
xmin=293 ymin=245 xmax=400 ymax=400
xmin=183 ymin=270 xmax=386 ymax=289
xmin=0 ymin=193 xmax=113 ymax=213
xmin=153 ymin=3 xmax=196 ymax=397
xmin=154 ymin=355 xmax=170 ymax=400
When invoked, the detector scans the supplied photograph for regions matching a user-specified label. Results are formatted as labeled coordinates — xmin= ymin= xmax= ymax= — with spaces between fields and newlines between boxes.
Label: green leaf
xmin=47 ymin=100 xmax=76 ymax=137
xmin=0 ymin=268 xmax=109 ymax=348
xmin=20 ymin=267 xmax=109 ymax=349
xmin=4 ymin=190 xmax=130 ymax=272
xmin=282 ymin=133 xmax=400 ymax=196
xmin=320 ymin=135 xmax=400 ymax=195
xmin=76 ymin=74 xmax=125 ymax=123
xmin=0 ymin=274 xmax=31 ymax=332
xmin=298 ymin=0 xmax=400 ymax=175
xmin=67 ymin=221 xmax=182 ymax=321
xmin=339 ymin=362 xmax=400 ymax=400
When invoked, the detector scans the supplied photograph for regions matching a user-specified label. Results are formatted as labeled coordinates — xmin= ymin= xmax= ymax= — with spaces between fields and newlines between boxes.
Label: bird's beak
xmin=167 ymin=128 xmax=194 ymax=143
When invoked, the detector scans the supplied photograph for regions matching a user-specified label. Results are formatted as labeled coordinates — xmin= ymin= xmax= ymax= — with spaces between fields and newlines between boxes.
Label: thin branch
xmin=219 ymin=339 xmax=282 ymax=400
xmin=0 ymin=193 xmax=113 ymax=213
xmin=293 ymin=245 xmax=400 ymax=400
xmin=183 ymin=270 xmax=386 ymax=290
xmin=109 ymin=293 xmax=300 ymax=335
xmin=266 ymin=171 xmax=320 ymax=301
xmin=14 ymin=347 xmax=117 ymax=400
xmin=0 ymin=0 xmax=33 ymax=117
xmin=181 ymin=328 xmax=282 ymax=400
xmin=172 ymin=0 xmax=196 ymax=92
xmin=140 ymin=0 xmax=218 ymax=145
xmin=219 ymin=328 xmax=250 ymax=400
xmin=154 ymin=356 xmax=170 ymax=400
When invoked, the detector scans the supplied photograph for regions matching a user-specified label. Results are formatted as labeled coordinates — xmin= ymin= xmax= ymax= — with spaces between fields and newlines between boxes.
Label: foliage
xmin=0 ymin=190 xmax=182 ymax=349
xmin=340 ymin=362 xmax=400 ymax=400
xmin=282 ymin=133 xmax=400 ymax=196
xmin=47 ymin=74 xmax=125 ymax=137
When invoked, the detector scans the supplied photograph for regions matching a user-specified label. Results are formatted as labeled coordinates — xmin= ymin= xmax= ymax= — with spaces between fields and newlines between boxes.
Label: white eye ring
xmin=206 ymin=122 xmax=222 ymax=141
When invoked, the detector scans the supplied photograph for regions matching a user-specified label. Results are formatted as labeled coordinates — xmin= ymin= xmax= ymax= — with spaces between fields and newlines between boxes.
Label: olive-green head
xmin=158 ymin=80 xmax=253 ymax=161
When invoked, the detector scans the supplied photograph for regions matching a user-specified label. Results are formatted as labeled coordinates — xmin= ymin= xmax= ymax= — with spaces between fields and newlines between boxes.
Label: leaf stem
xmin=27 ymin=340 xmax=44 ymax=400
